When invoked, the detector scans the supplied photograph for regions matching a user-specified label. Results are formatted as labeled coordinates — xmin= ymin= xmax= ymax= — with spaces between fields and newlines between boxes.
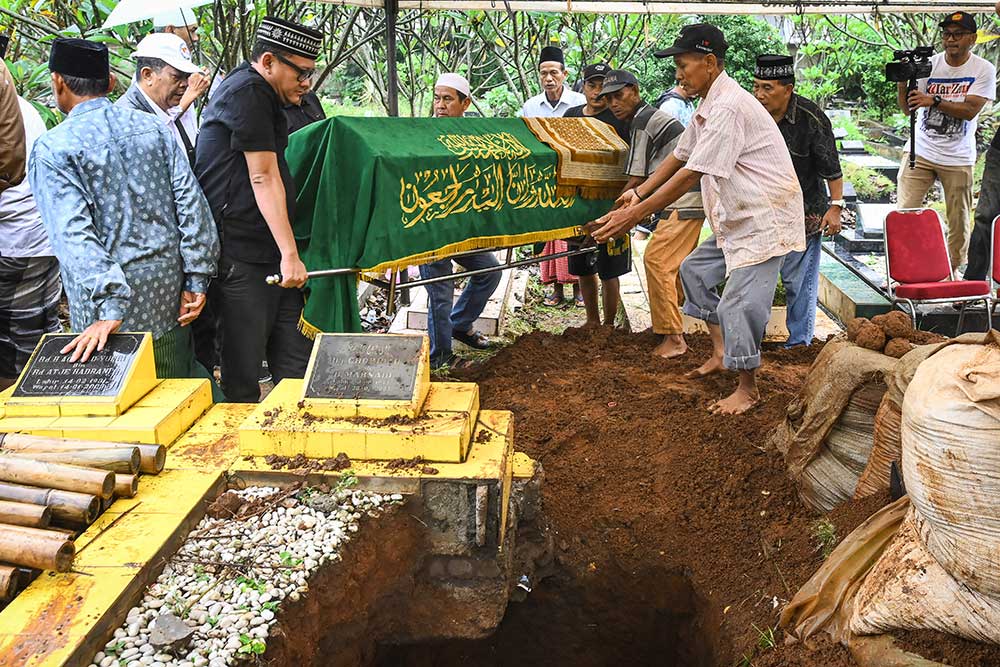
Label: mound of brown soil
xmin=384 ymin=329 xmax=995 ymax=666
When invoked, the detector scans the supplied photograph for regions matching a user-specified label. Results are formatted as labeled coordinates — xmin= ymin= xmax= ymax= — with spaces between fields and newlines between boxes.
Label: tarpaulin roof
xmin=312 ymin=0 xmax=998 ymax=14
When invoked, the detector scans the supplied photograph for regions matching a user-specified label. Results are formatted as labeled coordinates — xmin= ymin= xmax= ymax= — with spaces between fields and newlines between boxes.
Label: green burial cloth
xmin=286 ymin=117 xmax=615 ymax=337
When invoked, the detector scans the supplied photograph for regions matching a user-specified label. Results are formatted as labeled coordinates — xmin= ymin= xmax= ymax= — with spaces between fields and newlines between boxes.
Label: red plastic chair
xmin=884 ymin=208 xmax=992 ymax=333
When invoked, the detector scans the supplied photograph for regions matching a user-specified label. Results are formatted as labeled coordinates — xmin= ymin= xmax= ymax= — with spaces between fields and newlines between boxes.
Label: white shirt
xmin=674 ymin=72 xmax=805 ymax=273
xmin=518 ymin=87 xmax=586 ymax=118
xmin=913 ymin=52 xmax=996 ymax=166
xmin=138 ymin=85 xmax=198 ymax=152
xmin=0 ymin=97 xmax=52 ymax=257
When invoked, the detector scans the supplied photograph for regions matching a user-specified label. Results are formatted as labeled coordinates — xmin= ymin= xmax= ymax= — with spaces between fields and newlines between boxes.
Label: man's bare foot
xmin=708 ymin=387 xmax=759 ymax=415
xmin=686 ymin=355 xmax=725 ymax=378
xmin=652 ymin=335 xmax=687 ymax=359
xmin=581 ymin=319 xmax=601 ymax=329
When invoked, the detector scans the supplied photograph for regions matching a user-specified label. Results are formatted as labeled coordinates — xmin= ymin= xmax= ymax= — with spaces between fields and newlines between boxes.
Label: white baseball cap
xmin=152 ymin=9 xmax=197 ymax=28
xmin=133 ymin=33 xmax=200 ymax=74
xmin=435 ymin=73 xmax=470 ymax=98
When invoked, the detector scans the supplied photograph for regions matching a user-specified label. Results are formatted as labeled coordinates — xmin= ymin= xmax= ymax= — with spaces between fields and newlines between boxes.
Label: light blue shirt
xmin=28 ymin=97 xmax=219 ymax=339
xmin=659 ymin=95 xmax=695 ymax=128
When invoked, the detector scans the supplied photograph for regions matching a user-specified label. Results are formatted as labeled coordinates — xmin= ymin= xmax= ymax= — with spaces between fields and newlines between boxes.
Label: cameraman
xmin=896 ymin=11 xmax=996 ymax=271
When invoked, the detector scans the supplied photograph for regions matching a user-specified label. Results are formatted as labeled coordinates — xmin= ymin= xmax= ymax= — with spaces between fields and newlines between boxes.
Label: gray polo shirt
xmin=626 ymin=103 xmax=703 ymax=219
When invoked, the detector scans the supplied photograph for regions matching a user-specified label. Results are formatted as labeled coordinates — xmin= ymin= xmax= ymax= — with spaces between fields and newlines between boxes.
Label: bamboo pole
xmin=0 ymin=564 xmax=19 ymax=600
xmin=0 ymin=458 xmax=114 ymax=499
xmin=0 ymin=524 xmax=74 ymax=571
xmin=0 ymin=434 xmax=165 ymax=474
xmin=0 ymin=482 xmax=98 ymax=525
xmin=5 ymin=448 xmax=139 ymax=474
xmin=0 ymin=501 xmax=50 ymax=528
xmin=114 ymin=474 xmax=138 ymax=499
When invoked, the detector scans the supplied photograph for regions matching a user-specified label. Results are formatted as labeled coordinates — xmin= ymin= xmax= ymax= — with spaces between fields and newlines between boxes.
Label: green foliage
xmin=843 ymin=161 xmax=895 ymax=200
xmin=812 ymin=519 xmax=838 ymax=559
xmin=832 ymin=115 xmax=865 ymax=141
xmin=700 ymin=16 xmax=785 ymax=92
xmin=237 ymin=634 xmax=266 ymax=655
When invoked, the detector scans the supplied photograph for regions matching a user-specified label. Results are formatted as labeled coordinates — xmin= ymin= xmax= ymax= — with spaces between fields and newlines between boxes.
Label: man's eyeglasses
xmin=273 ymin=53 xmax=316 ymax=82
xmin=943 ymin=31 xmax=974 ymax=40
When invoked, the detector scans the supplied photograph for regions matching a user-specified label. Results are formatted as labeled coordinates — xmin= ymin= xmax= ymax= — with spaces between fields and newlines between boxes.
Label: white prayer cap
xmin=435 ymin=73 xmax=470 ymax=99
xmin=152 ymin=9 xmax=198 ymax=28
xmin=134 ymin=33 xmax=200 ymax=74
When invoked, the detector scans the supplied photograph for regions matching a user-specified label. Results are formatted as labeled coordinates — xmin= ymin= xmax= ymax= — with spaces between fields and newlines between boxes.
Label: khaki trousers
xmin=644 ymin=212 xmax=704 ymax=335
xmin=896 ymin=155 xmax=973 ymax=270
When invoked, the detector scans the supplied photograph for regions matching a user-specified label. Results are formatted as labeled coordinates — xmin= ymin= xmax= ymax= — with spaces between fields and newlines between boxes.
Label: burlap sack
xmin=769 ymin=337 xmax=896 ymax=512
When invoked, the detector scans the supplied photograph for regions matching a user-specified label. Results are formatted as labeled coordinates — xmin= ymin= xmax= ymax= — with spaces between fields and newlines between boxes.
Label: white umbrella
xmin=102 ymin=0 xmax=213 ymax=30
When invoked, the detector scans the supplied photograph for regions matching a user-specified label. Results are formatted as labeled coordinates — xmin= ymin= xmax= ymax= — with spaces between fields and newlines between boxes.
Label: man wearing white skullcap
xmin=420 ymin=73 xmax=501 ymax=369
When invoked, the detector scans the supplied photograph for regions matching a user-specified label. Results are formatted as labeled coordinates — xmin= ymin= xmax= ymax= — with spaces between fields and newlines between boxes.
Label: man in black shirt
xmin=563 ymin=63 xmax=632 ymax=327
xmin=194 ymin=16 xmax=323 ymax=402
xmin=753 ymin=54 xmax=844 ymax=347
xmin=285 ymin=90 xmax=326 ymax=135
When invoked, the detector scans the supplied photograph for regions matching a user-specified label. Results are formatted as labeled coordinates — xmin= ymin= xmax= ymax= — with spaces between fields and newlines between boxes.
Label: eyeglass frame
xmin=272 ymin=52 xmax=317 ymax=82
xmin=942 ymin=30 xmax=975 ymax=40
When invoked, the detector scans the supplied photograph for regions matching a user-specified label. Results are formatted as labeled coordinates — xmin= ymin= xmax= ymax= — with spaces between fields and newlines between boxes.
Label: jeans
xmin=780 ymin=233 xmax=822 ymax=347
xmin=217 ymin=256 xmax=313 ymax=402
xmin=419 ymin=252 xmax=502 ymax=367
xmin=966 ymin=147 xmax=1000 ymax=281
xmin=680 ymin=235 xmax=784 ymax=371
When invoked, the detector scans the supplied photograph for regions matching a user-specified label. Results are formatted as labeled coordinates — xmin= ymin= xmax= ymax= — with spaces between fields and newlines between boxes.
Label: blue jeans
xmin=780 ymin=233 xmax=822 ymax=348
xmin=419 ymin=252 xmax=502 ymax=367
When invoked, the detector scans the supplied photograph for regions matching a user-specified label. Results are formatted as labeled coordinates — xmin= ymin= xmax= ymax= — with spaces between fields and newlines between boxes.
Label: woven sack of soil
xmin=849 ymin=335 xmax=1000 ymax=642
xmin=769 ymin=337 xmax=896 ymax=513
xmin=850 ymin=506 xmax=1000 ymax=642
xmin=854 ymin=332 xmax=986 ymax=500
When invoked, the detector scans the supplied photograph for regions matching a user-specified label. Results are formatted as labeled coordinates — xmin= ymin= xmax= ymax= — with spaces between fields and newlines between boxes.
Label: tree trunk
xmin=0 ymin=458 xmax=113 ymax=500
xmin=0 ymin=524 xmax=74 ymax=572
xmin=0 ymin=434 xmax=164 ymax=474
xmin=0 ymin=482 xmax=98 ymax=525
xmin=0 ymin=500 xmax=50 ymax=528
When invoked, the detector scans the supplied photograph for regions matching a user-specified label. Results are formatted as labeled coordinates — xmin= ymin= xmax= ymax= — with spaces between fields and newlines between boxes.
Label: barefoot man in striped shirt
xmin=590 ymin=23 xmax=804 ymax=415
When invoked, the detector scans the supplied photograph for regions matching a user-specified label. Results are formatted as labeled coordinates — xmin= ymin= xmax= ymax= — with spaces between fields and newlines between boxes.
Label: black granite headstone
xmin=304 ymin=335 xmax=423 ymax=401
xmin=12 ymin=333 xmax=144 ymax=398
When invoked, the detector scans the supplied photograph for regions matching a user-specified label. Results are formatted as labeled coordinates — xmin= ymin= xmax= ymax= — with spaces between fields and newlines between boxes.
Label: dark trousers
xmin=190 ymin=280 xmax=221 ymax=372
xmin=966 ymin=147 xmax=1000 ymax=281
xmin=217 ymin=256 xmax=313 ymax=403
xmin=0 ymin=256 xmax=62 ymax=381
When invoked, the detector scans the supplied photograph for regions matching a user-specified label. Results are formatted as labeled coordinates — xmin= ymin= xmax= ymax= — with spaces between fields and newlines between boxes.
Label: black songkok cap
xmin=256 ymin=16 xmax=324 ymax=60
xmin=755 ymin=54 xmax=794 ymax=82
xmin=48 ymin=37 xmax=109 ymax=79
xmin=539 ymin=46 xmax=565 ymax=65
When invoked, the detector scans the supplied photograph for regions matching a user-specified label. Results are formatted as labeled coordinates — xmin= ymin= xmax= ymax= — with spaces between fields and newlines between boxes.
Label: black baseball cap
xmin=597 ymin=69 xmax=638 ymax=97
xmin=582 ymin=63 xmax=611 ymax=81
xmin=939 ymin=11 xmax=977 ymax=32
xmin=655 ymin=23 xmax=728 ymax=59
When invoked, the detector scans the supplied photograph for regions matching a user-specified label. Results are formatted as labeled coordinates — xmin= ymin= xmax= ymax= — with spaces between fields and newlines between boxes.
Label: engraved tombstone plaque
xmin=304 ymin=334 xmax=425 ymax=401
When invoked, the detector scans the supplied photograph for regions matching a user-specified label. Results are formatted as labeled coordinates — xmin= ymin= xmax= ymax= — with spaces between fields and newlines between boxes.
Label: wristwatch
xmin=830 ymin=199 xmax=846 ymax=208
xmin=932 ymin=95 xmax=943 ymax=108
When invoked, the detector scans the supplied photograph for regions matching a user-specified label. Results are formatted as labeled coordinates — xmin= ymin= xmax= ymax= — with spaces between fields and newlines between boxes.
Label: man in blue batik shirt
xmin=28 ymin=38 xmax=219 ymax=379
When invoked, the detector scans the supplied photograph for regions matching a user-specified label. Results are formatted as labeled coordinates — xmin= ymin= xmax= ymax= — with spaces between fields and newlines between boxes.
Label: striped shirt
xmin=625 ymin=103 xmax=685 ymax=177
xmin=674 ymin=71 xmax=805 ymax=272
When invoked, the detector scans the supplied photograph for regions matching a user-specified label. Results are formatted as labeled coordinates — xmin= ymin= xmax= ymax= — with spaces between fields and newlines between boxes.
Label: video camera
xmin=885 ymin=46 xmax=934 ymax=169
xmin=885 ymin=47 xmax=934 ymax=83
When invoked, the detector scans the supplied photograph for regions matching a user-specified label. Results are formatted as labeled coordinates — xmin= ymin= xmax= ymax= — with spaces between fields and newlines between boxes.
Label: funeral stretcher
xmin=0 ymin=331 xmax=544 ymax=666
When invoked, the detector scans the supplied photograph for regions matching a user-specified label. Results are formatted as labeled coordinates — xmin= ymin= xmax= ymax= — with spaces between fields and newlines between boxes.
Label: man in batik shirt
xmin=29 ymin=38 xmax=219 ymax=380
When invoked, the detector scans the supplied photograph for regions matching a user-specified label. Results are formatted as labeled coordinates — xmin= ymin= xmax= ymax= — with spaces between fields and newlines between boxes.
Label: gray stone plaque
xmin=12 ymin=333 xmax=143 ymax=398
xmin=304 ymin=334 xmax=423 ymax=401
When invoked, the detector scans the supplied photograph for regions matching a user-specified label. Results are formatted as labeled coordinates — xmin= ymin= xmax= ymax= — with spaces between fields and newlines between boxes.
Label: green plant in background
xmin=843 ymin=161 xmax=895 ymax=201
xmin=831 ymin=115 xmax=865 ymax=141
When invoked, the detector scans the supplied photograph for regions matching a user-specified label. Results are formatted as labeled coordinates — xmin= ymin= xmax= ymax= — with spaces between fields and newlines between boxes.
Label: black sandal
xmin=453 ymin=329 xmax=491 ymax=350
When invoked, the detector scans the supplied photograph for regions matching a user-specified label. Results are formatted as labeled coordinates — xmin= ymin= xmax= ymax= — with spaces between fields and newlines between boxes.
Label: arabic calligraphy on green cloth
xmin=286 ymin=116 xmax=613 ymax=336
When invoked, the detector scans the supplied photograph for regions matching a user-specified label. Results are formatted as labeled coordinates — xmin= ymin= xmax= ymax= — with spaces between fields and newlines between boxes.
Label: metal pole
xmin=385 ymin=0 xmax=400 ymax=117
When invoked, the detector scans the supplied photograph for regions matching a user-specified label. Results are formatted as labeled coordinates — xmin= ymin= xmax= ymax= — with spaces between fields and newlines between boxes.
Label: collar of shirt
xmin=542 ymin=86 xmax=573 ymax=110
xmin=137 ymin=85 xmax=176 ymax=124
xmin=68 ymin=97 xmax=111 ymax=119
xmin=780 ymin=94 xmax=799 ymax=125
xmin=694 ymin=71 xmax=737 ymax=121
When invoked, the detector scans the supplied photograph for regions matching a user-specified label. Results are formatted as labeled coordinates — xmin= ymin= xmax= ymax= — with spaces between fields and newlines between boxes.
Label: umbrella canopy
xmin=102 ymin=0 xmax=213 ymax=29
